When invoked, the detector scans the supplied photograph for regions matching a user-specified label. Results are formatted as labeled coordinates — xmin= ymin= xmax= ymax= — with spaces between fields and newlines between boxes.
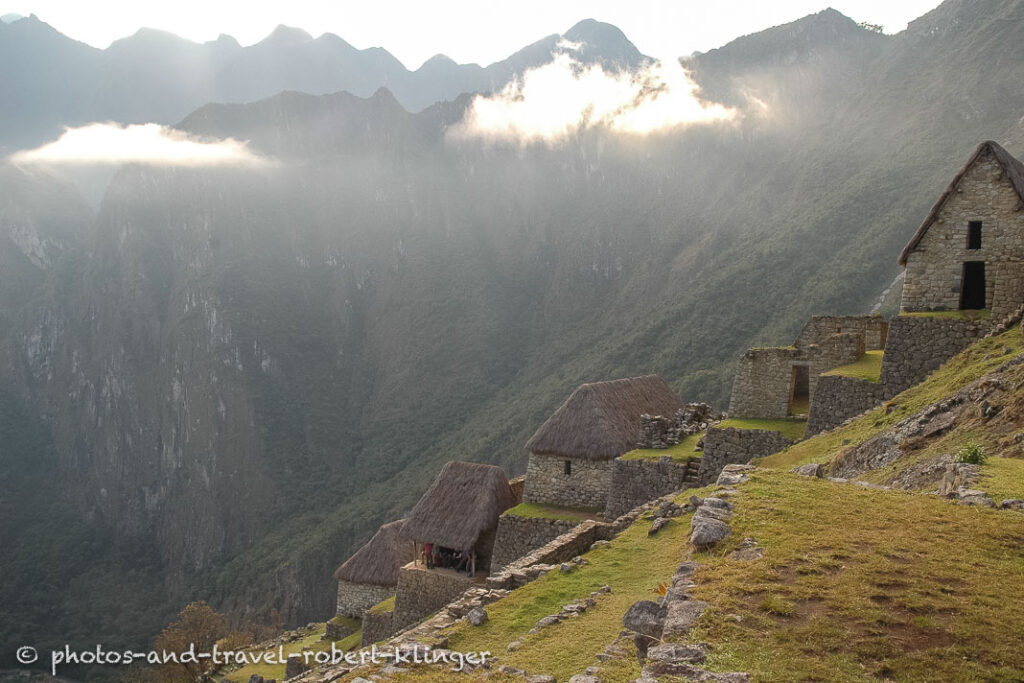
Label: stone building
xmin=728 ymin=316 xmax=887 ymax=419
xmin=400 ymin=460 xmax=516 ymax=575
xmin=522 ymin=375 xmax=682 ymax=509
xmin=898 ymin=140 xmax=1024 ymax=318
xmin=332 ymin=519 xmax=414 ymax=619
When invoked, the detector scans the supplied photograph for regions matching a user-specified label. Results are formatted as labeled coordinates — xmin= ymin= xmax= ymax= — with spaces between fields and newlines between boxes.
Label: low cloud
xmin=451 ymin=54 xmax=737 ymax=144
xmin=11 ymin=123 xmax=269 ymax=167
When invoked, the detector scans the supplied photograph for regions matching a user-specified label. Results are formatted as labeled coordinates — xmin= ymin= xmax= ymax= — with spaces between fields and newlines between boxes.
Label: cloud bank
xmin=451 ymin=53 xmax=737 ymax=144
xmin=11 ymin=123 xmax=268 ymax=167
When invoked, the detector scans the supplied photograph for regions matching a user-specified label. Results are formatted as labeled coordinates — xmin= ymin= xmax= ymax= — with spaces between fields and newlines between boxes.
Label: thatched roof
xmin=400 ymin=461 xmax=515 ymax=550
xmin=898 ymin=141 xmax=1024 ymax=266
xmin=525 ymin=374 xmax=682 ymax=460
xmin=334 ymin=519 xmax=415 ymax=586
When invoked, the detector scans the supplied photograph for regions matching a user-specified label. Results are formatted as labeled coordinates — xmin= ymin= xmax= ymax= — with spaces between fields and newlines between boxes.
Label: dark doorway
xmin=960 ymin=261 xmax=986 ymax=310
xmin=789 ymin=365 xmax=810 ymax=417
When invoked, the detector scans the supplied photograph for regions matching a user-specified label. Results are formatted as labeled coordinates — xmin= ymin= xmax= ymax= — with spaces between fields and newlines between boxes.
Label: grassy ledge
xmin=620 ymin=433 xmax=704 ymax=462
xmin=824 ymin=349 xmax=884 ymax=383
xmin=902 ymin=309 xmax=991 ymax=320
xmin=717 ymin=418 xmax=807 ymax=442
xmin=502 ymin=502 xmax=604 ymax=522
xmin=368 ymin=595 xmax=396 ymax=615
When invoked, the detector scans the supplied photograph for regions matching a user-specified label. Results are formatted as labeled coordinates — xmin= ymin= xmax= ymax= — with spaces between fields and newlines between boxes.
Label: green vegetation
xmin=620 ymin=433 xmax=704 ymax=462
xmin=328 ymin=615 xmax=361 ymax=631
xmin=437 ymin=497 xmax=699 ymax=681
xmin=502 ymin=502 xmax=604 ymax=522
xmin=955 ymin=439 xmax=987 ymax=464
xmin=368 ymin=596 xmax=395 ymax=615
xmin=220 ymin=625 xmax=341 ymax=683
xmin=824 ymin=349 xmax=884 ymax=382
xmin=684 ymin=469 xmax=1024 ymax=682
xmin=903 ymin=309 xmax=991 ymax=320
xmin=718 ymin=418 xmax=807 ymax=442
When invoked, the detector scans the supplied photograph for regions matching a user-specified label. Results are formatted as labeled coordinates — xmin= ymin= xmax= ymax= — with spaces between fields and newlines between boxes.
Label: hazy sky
xmin=5 ymin=1 xmax=943 ymax=69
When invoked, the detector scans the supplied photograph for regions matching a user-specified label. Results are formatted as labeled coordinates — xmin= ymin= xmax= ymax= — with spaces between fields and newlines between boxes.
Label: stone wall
xmin=509 ymin=475 xmax=526 ymax=505
xmin=488 ymin=514 xmax=578 ymax=574
xmin=728 ymin=332 xmax=863 ymax=419
xmin=697 ymin=427 xmax=793 ymax=486
xmin=335 ymin=580 xmax=394 ymax=619
xmin=795 ymin=315 xmax=888 ymax=351
xmin=901 ymin=147 xmax=1024 ymax=318
xmin=603 ymin=457 xmax=700 ymax=521
xmin=360 ymin=610 xmax=395 ymax=647
xmin=391 ymin=566 xmax=474 ymax=633
xmin=728 ymin=346 xmax=800 ymax=418
xmin=879 ymin=315 xmax=988 ymax=396
xmin=806 ymin=375 xmax=885 ymax=436
xmin=522 ymin=454 xmax=615 ymax=509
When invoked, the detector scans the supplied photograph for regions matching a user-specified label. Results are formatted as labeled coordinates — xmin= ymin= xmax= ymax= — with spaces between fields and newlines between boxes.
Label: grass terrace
xmin=219 ymin=623 xmax=362 ymax=682
xmin=717 ymin=418 xmax=807 ymax=442
xmin=501 ymin=502 xmax=604 ymax=522
xmin=368 ymin=595 xmax=395 ymax=615
xmin=903 ymin=309 xmax=991 ymax=320
xmin=620 ymin=433 xmax=704 ymax=463
xmin=824 ymin=349 xmax=884 ymax=383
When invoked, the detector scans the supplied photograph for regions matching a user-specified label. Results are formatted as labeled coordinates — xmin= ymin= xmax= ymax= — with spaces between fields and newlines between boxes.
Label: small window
xmin=968 ymin=221 xmax=982 ymax=249
xmin=564 ymin=460 xmax=572 ymax=476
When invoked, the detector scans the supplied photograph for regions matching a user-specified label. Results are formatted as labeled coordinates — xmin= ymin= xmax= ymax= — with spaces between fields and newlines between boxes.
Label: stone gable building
xmin=522 ymin=375 xmax=682 ymax=509
xmin=899 ymin=140 xmax=1024 ymax=318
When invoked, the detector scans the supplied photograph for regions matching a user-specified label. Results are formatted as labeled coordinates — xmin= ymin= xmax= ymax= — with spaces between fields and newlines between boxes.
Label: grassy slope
xmin=219 ymin=624 xmax=362 ymax=682
xmin=358 ymin=331 xmax=1024 ymax=682
xmin=502 ymin=503 xmax=604 ymax=522
xmin=718 ymin=418 xmax=808 ymax=442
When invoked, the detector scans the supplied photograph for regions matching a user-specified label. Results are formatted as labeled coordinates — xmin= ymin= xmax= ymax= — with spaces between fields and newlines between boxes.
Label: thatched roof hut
xmin=400 ymin=461 xmax=515 ymax=551
xmin=898 ymin=140 xmax=1024 ymax=266
xmin=525 ymin=374 xmax=682 ymax=460
xmin=334 ymin=519 xmax=414 ymax=587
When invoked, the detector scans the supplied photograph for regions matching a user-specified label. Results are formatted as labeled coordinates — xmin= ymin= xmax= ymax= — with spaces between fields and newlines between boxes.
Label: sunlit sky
xmin=4 ymin=1 xmax=942 ymax=69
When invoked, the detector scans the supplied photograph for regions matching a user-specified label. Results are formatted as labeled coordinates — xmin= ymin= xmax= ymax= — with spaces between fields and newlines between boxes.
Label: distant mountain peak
xmin=1 ymin=12 xmax=26 ymax=23
xmin=561 ymin=18 xmax=646 ymax=69
xmin=260 ymin=24 xmax=313 ymax=46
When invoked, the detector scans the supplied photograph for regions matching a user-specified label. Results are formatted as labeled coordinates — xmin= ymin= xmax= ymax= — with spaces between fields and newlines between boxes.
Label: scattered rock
xmin=567 ymin=675 xmax=602 ymax=683
xmin=284 ymin=654 xmax=308 ymax=679
xmin=590 ymin=540 xmax=611 ymax=550
xmin=791 ymin=463 xmax=824 ymax=478
xmin=717 ymin=472 xmax=749 ymax=486
xmin=467 ymin=607 xmax=488 ymax=626
xmin=647 ymin=642 xmax=708 ymax=665
xmin=507 ymin=640 xmax=522 ymax=652
xmin=663 ymin=599 xmax=709 ymax=637
xmin=649 ymin=517 xmax=671 ymax=536
xmin=642 ymin=660 xmax=750 ymax=682
xmin=536 ymin=615 xmax=561 ymax=628
xmin=526 ymin=676 xmax=557 ymax=683
xmin=499 ymin=665 xmax=526 ymax=676
xmin=702 ymin=497 xmax=734 ymax=510
xmin=691 ymin=517 xmax=731 ymax=550
xmin=560 ymin=563 xmax=573 ymax=573
xmin=1001 ymin=499 xmax=1024 ymax=510
xmin=955 ymin=488 xmax=997 ymax=507
xmin=623 ymin=600 xmax=666 ymax=639
xmin=730 ymin=537 xmax=764 ymax=561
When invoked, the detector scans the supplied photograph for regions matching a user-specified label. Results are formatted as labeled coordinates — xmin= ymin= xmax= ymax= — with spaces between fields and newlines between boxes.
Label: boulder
xmin=1001 ymin=499 xmax=1024 ymax=510
xmin=284 ymin=654 xmax=308 ymax=679
xmin=647 ymin=642 xmax=708 ymax=664
xmin=791 ymin=463 xmax=824 ymax=478
xmin=467 ymin=607 xmax=488 ymax=626
xmin=622 ymin=600 xmax=666 ymax=639
xmin=691 ymin=517 xmax=731 ymax=550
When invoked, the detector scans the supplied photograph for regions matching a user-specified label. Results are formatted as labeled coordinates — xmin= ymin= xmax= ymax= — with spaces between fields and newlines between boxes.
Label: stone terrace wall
xmin=879 ymin=316 xmax=988 ymax=396
xmin=806 ymin=375 xmax=885 ymax=436
xmin=336 ymin=581 xmax=394 ymax=619
xmin=523 ymin=454 xmax=615 ymax=508
xmin=728 ymin=347 xmax=800 ymax=418
xmin=488 ymin=514 xmax=577 ymax=574
xmin=698 ymin=427 xmax=793 ymax=486
xmin=795 ymin=315 xmax=889 ymax=351
xmin=391 ymin=566 xmax=474 ymax=634
xmin=360 ymin=610 xmax=394 ymax=647
xmin=604 ymin=457 xmax=699 ymax=521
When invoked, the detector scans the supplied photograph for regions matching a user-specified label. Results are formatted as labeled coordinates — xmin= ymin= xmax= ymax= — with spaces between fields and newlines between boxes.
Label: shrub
xmin=955 ymin=440 xmax=987 ymax=465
